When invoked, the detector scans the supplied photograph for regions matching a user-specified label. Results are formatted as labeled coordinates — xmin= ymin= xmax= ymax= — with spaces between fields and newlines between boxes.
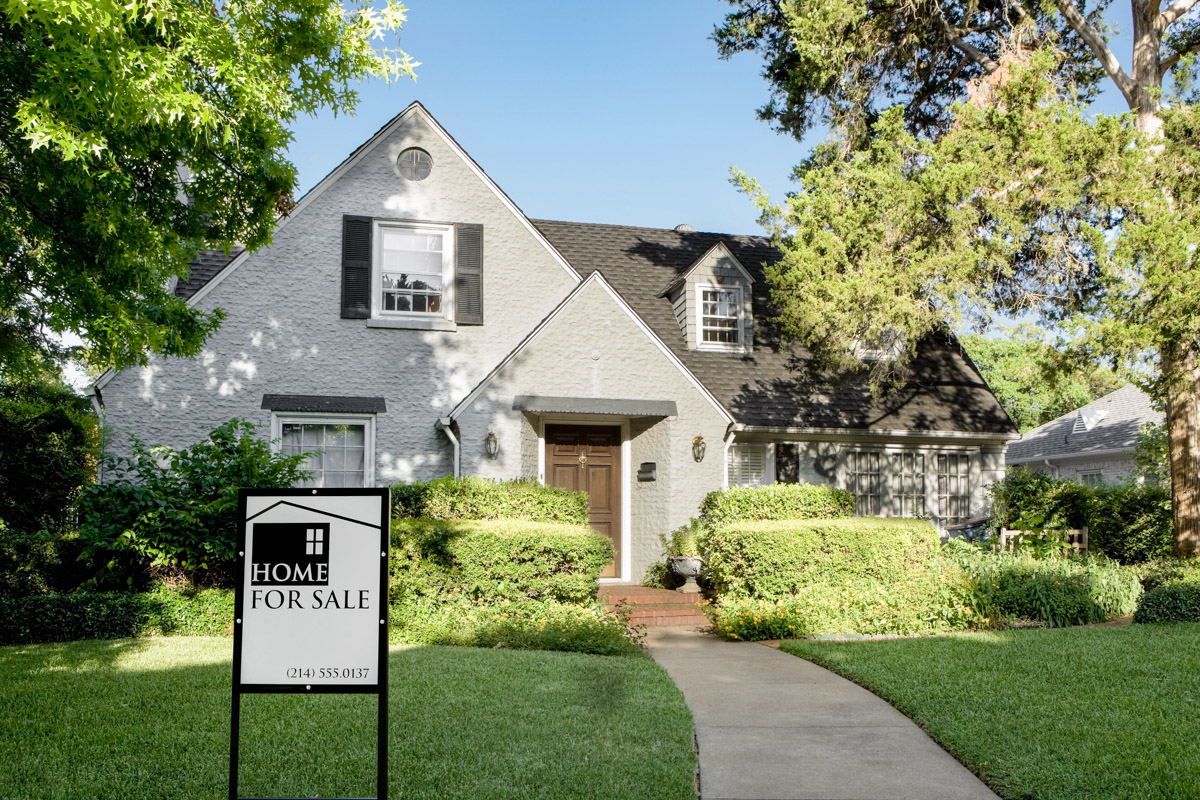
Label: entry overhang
xmin=513 ymin=395 xmax=677 ymax=418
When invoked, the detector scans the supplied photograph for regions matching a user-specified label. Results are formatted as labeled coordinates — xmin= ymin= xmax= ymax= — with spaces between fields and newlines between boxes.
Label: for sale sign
xmin=233 ymin=489 xmax=389 ymax=689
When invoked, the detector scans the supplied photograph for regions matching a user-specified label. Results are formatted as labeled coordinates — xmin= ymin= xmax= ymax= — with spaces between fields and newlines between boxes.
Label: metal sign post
xmin=229 ymin=488 xmax=390 ymax=800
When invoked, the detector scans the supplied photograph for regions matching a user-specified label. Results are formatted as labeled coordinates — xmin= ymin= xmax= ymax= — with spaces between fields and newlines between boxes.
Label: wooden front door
xmin=545 ymin=425 xmax=622 ymax=579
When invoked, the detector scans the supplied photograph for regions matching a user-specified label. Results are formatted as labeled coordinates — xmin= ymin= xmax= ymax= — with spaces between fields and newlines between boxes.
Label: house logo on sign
xmin=250 ymin=522 xmax=331 ymax=585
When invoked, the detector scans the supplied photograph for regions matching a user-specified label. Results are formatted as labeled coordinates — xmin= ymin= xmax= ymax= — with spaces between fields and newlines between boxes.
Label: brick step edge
xmin=600 ymin=594 xmax=706 ymax=607
xmin=621 ymin=605 xmax=710 ymax=620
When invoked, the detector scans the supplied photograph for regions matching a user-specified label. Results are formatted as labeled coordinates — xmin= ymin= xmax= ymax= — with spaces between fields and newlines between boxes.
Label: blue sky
xmin=285 ymin=1 xmax=1137 ymax=238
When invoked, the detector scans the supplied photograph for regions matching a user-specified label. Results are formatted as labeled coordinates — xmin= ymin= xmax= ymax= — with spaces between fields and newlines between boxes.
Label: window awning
xmin=261 ymin=394 xmax=386 ymax=414
xmin=512 ymin=395 xmax=677 ymax=418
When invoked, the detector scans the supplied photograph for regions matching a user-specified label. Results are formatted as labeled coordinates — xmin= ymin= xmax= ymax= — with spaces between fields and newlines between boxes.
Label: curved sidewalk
xmin=644 ymin=627 xmax=999 ymax=800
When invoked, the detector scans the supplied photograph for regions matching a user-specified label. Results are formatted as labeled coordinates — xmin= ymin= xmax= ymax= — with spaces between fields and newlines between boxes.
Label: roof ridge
xmin=530 ymin=217 xmax=770 ymax=240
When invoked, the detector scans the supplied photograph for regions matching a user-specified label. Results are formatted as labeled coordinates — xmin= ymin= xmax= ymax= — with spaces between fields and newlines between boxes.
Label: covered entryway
xmin=544 ymin=424 xmax=622 ymax=578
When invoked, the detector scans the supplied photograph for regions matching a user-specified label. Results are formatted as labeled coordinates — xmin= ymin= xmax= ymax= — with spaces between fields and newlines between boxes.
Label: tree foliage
xmin=721 ymin=0 xmax=1200 ymax=556
xmin=960 ymin=329 xmax=1129 ymax=432
xmin=0 ymin=0 xmax=415 ymax=379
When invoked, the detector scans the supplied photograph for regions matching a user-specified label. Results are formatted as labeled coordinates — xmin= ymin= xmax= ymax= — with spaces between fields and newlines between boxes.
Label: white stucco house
xmin=91 ymin=103 xmax=1018 ymax=582
xmin=1006 ymin=384 xmax=1161 ymax=485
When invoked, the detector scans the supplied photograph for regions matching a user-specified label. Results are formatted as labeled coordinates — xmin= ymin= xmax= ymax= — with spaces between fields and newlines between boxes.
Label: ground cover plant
xmin=781 ymin=624 xmax=1200 ymax=800
xmin=0 ymin=637 xmax=696 ymax=800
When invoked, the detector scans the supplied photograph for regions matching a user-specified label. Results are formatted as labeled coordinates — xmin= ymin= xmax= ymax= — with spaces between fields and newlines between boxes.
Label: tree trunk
xmin=1163 ymin=346 xmax=1200 ymax=558
xmin=1131 ymin=0 xmax=1165 ymax=136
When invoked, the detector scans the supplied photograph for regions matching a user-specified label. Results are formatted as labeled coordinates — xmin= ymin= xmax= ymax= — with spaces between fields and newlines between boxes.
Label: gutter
xmin=1007 ymin=447 xmax=1135 ymax=465
xmin=435 ymin=417 xmax=460 ymax=478
xmin=728 ymin=423 xmax=1019 ymax=443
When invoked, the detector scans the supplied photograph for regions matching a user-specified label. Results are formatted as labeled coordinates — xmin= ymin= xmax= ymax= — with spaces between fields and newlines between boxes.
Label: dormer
xmin=660 ymin=241 xmax=754 ymax=352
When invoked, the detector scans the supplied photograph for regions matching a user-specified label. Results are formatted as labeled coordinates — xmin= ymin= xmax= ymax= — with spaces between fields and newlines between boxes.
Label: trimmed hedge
xmin=698 ymin=483 xmax=853 ymax=526
xmin=1140 ymin=558 xmax=1200 ymax=592
xmin=702 ymin=517 xmax=942 ymax=601
xmin=0 ymin=587 xmax=234 ymax=644
xmin=390 ymin=518 xmax=612 ymax=606
xmin=391 ymin=476 xmax=589 ymax=524
xmin=1135 ymin=581 xmax=1200 ymax=623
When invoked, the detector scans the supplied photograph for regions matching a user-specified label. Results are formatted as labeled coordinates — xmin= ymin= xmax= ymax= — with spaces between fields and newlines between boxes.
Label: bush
xmin=1088 ymin=483 xmax=1173 ymax=563
xmin=1140 ymin=558 xmax=1200 ymax=592
xmin=990 ymin=467 xmax=1092 ymax=531
xmin=708 ymin=565 xmax=978 ymax=640
xmin=390 ymin=598 xmax=642 ymax=656
xmin=0 ymin=381 xmax=98 ymax=533
xmin=0 ymin=529 xmax=89 ymax=598
xmin=699 ymin=483 xmax=853 ymax=526
xmin=0 ymin=586 xmax=234 ymax=644
xmin=945 ymin=540 xmax=1143 ymax=627
xmin=77 ymin=419 xmax=311 ymax=587
xmin=390 ymin=518 xmax=612 ymax=607
xmin=391 ymin=476 xmax=589 ymax=523
xmin=702 ymin=517 xmax=942 ymax=601
xmin=1134 ymin=581 xmax=1200 ymax=623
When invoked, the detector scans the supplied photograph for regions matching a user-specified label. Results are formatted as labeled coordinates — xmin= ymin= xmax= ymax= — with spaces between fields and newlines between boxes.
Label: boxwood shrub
xmin=390 ymin=518 xmax=612 ymax=606
xmin=391 ymin=476 xmax=589 ymax=524
xmin=698 ymin=483 xmax=853 ymax=526
xmin=1135 ymin=581 xmax=1200 ymax=623
xmin=0 ymin=587 xmax=234 ymax=645
xmin=702 ymin=517 xmax=942 ymax=601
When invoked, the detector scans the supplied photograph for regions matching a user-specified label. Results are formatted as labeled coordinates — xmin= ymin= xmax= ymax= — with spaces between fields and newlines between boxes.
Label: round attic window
xmin=397 ymin=148 xmax=433 ymax=181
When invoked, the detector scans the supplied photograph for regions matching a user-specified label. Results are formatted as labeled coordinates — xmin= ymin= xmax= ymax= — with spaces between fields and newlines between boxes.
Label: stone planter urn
xmin=668 ymin=556 xmax=703 ymax=594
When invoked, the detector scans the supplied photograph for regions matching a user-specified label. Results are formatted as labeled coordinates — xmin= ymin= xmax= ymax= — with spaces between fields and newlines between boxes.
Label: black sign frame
xmin=229 ymin=487 xmax=390 ymax=800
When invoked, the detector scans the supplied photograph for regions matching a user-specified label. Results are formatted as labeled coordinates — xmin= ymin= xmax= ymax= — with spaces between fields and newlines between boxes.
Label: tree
xmin=960 ymin=329 xmax=1128 ymax=432
xmin=0 ymin=0 xmax=415 ymax=379
xmin=717 ymin=0 xmax=1200 ymax=557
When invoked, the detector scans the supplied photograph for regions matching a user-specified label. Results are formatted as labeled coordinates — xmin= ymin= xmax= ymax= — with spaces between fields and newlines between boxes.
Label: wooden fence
xmin=998 ymin=527 xmax=1088 ymax=553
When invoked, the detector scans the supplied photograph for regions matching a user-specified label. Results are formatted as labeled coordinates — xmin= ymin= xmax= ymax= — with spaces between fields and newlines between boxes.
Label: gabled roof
xmin=1007 ymin=384 xmax=1162 ymax=464
xmin=531 ymin=219 xmax=1016 ymax=437
xmin=659 ymin=241 xmax=755 ymax=297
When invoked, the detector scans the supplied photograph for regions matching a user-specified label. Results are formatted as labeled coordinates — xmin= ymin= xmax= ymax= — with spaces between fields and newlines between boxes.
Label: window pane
xmin=279 ymin=423 xmax=367 ymax=488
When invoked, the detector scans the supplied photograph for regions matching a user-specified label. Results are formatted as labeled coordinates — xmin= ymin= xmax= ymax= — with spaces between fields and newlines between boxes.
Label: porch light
xmin=484 ymin=431 xmax=499 ymax=459
xmin=692 ymin=436 xmax=706 ymax=463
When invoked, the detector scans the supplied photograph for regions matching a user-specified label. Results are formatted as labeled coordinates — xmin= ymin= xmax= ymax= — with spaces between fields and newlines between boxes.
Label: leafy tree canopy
xmin=0 ymin=0 xmax=415 ymax=379
xmin=721 ymin=0 xmax=1200 ymax=556
xmin=960 ymin=328 xmax=1129 ymax=432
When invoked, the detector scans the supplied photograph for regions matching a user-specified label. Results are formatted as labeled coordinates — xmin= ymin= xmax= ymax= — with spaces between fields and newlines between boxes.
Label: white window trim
xmin=372 ymin=220 xmax=456 ymax=324
xmin=269 ymin=412 xmax=377 ymax=488
xmin=696 ymin=283 xmax=744 ymax=352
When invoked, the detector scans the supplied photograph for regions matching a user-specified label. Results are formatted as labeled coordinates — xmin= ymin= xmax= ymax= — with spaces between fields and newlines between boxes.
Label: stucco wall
xmin=453 ymin=277 xmax=730 ymax=581
xmin=1025 ymin=455 xmax=1140 ymax=485
xmin=99 ymin=109 xmax=579 ymax=483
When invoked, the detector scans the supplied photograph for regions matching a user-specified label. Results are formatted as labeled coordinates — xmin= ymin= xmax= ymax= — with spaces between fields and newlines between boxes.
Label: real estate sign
xmin=230 ymin=488 xmax=390 ymax=800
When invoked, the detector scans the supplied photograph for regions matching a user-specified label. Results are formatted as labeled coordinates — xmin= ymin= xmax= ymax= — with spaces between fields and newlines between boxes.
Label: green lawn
xmin=0 ymin=637 xmax=697 ymax=800
xmin=782 ymin=624 xmax=1200 ymax=800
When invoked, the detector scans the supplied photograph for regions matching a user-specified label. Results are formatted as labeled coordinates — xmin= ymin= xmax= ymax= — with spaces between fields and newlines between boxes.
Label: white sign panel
xmin=234 ymin=489 xmax=389 ymax=688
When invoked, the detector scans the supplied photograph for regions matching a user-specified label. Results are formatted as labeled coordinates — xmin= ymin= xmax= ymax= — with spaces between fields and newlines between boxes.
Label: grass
xmin=781 ymin=624 xmax=1200 ymax=800
xmin=0 ymin=637 xmax=697 ymax=800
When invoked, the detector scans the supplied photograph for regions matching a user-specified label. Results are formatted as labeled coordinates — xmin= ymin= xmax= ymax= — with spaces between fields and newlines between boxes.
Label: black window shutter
xmin=341 ymin=215 xmax=372 ymax=319
xmin=456 ymin=223 xmax=484 ymax=325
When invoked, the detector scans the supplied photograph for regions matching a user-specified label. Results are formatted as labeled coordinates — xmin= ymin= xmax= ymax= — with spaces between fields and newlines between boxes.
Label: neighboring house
xmin=1006 ymin=384 xmax=1162 ymax=485
xmin=90 ymin=103 xmax=1017 ymax=582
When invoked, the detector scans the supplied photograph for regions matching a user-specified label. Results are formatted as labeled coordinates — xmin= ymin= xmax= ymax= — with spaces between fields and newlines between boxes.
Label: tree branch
xmin=936 ymin=16 xmax=1000 ymax=73
xmin=1055 ymin=0 xmax=1138 ymax=107
xmin=1160 ymin=40 xmax=1200 ymax=73
xmin=1161 ymin=0 xmax=1200 ymax=30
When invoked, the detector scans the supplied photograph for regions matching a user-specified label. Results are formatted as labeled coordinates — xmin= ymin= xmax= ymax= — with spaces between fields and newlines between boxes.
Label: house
xmin=90 ymin=103 xmax=1017 ymax=582
xmin=1006 ymin=384 xmax=1161 ymax=485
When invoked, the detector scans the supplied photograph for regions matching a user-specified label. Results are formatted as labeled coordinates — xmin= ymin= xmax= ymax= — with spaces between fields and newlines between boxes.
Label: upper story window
xmin=397 ymin=148 xmax=433 ymax=181
xmin=698 ymin=284 xmax=743 ymax=350
xmin=378 ymin=223 xmax=453 ymax=317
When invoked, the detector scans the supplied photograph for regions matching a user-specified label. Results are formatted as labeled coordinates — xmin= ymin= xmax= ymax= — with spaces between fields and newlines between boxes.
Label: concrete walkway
xmin=644 ymin=626 xmax=999 ymax=800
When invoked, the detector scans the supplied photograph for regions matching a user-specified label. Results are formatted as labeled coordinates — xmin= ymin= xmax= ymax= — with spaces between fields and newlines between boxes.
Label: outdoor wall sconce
xmin=692 ymin=436 xmax=706 ymax=463
xmin=484 ymin=431 xmax=499 ymax=459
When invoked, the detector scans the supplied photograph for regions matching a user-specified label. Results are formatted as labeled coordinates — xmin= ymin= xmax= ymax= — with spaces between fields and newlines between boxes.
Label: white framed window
xmin=697 ymin=284 xmax=743 ymax=350
xmin=374 ymin=221 xmax=455 ymax=320
xmin=728 ymin=444 xmax=767 ymax=487
xmin=847 ymin=451 xmax=882 ymax=516
xmin=271 ymin=414 xmax=376 ymax=488
xmin=936 ymin=453 xmax=970 ymax=525
xmin=891 ymin=452 xmax=926 ymax=518
xmin=1079 ymin=471 xmax=1103 ymax=486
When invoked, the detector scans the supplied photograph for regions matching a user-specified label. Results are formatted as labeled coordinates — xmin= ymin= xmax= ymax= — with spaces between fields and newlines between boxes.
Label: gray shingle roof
xmin=175 ymin=247 xmax=243 ymax=300
xmin=1006 ymin=384 xmax=1161 ymax=463
xmin=532 ymin=219 xmax=1015 ymax=436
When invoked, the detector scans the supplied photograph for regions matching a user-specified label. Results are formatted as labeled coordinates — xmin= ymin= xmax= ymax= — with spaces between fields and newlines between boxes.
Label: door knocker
xmin=578 ymin=454 xmax=587 ymax=465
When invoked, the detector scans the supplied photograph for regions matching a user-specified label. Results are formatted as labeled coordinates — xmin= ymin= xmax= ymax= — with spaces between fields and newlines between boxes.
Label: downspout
xmin=436 ymin=417 xmax=460 ymax=478
xmin=89 ymin=385 xmax=105 ymax=483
